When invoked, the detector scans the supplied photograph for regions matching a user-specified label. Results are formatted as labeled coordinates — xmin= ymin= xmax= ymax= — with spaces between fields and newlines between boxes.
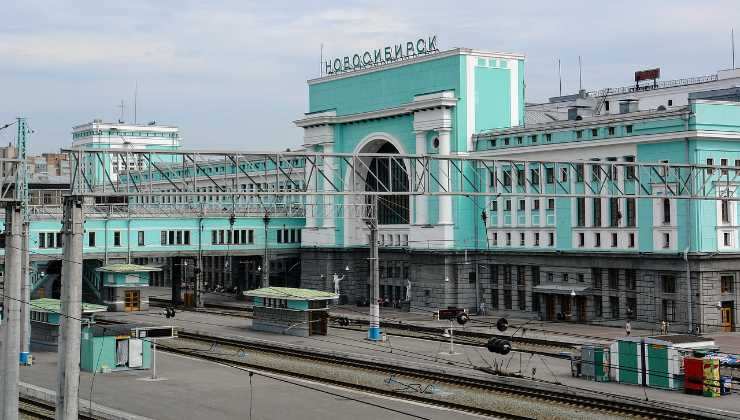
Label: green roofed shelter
xmin=29 ymin=298 xmax=107 ymax=349
xmin=245 ymin=287 xmax=338 ymax=337
xmin=95 ymin=263 xmax=162 ymax=312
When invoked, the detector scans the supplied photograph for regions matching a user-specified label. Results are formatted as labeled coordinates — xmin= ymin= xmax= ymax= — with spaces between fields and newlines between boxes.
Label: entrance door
xmin=720 ymin=303 xmax=734 ymax=332
xmin=124 ymin=290 xmax=140 ymax=312
xmin=577 ymin=297 xmax=587 ymax=322
xmin=128 ymin=338 xmax=143 ymax=368
xmin=545 ymin=296 xmax=555 ymax=320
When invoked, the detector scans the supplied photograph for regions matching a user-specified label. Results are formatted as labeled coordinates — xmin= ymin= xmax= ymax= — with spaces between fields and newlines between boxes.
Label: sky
xmin=1 ymin=0 xmax=739 ymax=154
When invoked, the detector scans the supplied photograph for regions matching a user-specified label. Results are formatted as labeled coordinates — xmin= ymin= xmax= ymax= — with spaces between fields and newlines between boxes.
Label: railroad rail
xmin=18 ymin=396 xmax=99 ymax=420
xmin=161 ymin=330 xmax=722 ymax=420
xmin=148 ymin=298 xmax=578 ymax=357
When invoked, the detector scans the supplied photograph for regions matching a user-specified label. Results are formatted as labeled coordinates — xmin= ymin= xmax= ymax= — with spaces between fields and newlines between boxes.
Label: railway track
xmin=148 ymin=298 xmax=577 ymax=357
xmin=18 ymin=396 xmax=98 ymax=420
xmin=158 ymin=330 xmax=722 ymax=420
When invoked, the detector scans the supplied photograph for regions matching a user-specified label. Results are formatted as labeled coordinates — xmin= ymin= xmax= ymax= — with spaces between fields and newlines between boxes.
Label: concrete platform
xmin=96 ymin=308 xmax=740 ymax=416
xmin=3 ymin=344 xmax=479 ymax=420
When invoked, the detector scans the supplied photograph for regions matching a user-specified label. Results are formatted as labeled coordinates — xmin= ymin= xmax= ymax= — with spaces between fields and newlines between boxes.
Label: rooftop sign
xmin=324 ymin=35 xmax=439 ymax=76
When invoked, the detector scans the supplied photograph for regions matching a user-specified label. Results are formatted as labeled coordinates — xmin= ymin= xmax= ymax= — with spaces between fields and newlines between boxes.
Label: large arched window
xmin=364 ymin=142 xmax=409 ymax=225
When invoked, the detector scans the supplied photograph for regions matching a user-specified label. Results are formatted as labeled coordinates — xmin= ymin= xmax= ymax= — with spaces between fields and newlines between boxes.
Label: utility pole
xmin=56 ymin=196 xmax=84 ymax=420
xmin=262 ymin=212 xmax=270 ymax=288
xmin=2 ymin=203 xmax=23 ymax=420
xmin=365 ymin=196 xmax=381 ymax=341
xmin=16 ymin=117 xmax=32 ymax=366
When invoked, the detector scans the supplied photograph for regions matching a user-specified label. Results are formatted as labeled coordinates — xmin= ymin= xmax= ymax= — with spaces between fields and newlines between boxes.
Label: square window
xmin=576 ymin=130 xmax=583 ymax=139
xmin=516 ymin=136 xmax=523 ymax=144
xmin=625 ymin=125 xmax=633 ymax=134
xmin=518 ymin=200 xmax=526 ymax=211
xmin=545 ymin=133 xmax=552 ymax=142
xmin=547 ymin=199 xmax=555 ymax=210
xmin=531 ymin=134 xmax=538 ymax=143
xmin=591 ymin=128 xmax=598 ymax=136
xmin=608 ymin=126 xmax=615 ymax=136
xmin=721 ymin=275 xmax=734 ymax=293
xmin=504 ymin=137 xmax=510 ymax=145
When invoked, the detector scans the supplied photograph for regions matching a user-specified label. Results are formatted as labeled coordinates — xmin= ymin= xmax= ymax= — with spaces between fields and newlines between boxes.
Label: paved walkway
xmin=95 ymin=308 xmax=740 ymax=416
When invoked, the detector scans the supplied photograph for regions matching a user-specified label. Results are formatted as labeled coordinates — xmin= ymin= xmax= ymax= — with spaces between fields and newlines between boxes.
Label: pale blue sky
xmin=1 ymin=1 xmax=739 ymax=153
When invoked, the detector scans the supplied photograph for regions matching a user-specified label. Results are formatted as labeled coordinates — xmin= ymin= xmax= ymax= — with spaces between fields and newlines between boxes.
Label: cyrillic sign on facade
xmin=324 ymin=35 xmax=439 ymax=76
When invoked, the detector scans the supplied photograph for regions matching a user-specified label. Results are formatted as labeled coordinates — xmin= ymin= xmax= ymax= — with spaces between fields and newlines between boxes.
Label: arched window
xmin=365 ymin=142 xmax=409 ymax=225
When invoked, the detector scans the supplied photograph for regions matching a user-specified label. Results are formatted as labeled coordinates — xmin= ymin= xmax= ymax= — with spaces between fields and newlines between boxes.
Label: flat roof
xmin=31 ymin=298 xmax=107 ymax=314
xmin=96 ymin=263 xmax=162 ymax=273
xmin=246 ymin=287 xmax=338 ymax=301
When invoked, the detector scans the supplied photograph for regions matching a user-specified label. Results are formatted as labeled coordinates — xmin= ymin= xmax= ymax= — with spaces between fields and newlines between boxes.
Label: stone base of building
xmin=300 ymin=248 xmax=740 ymax=334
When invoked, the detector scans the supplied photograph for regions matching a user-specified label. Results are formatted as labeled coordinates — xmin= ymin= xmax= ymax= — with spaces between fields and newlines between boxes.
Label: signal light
xmin=486 ymin=338 xmax=512 ymax=355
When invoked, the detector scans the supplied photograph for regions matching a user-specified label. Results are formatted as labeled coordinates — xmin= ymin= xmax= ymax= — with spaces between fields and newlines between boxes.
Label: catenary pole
xmin=367 ymin=195 xmax=381 ymax=341
xmin=56 ymin=196 xmax=84 ymax=420
xmin=2 ymin=203 xmax=23 ymax=420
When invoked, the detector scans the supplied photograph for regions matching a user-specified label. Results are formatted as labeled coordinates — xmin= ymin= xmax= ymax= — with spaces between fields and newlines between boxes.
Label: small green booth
xmin=30 ymin=298 xmax=107 ymax=349
xmin=81 ymin=323 xmax=152 ymax=373
xmin=246 ymin=287 xmax=338 ymax=337
xmin=96 ymin=263 xmax=162 ymax=312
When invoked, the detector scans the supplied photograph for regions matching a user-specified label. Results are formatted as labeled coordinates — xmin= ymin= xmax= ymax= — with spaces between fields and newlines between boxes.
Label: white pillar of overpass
xmin=304 ymin=147 xmax=317 ymax=228
xmin=414 ymin=131 xmax=428 ymax=225
xmin=437 ymin=129 xmax=453 ymax=225
xmin=322 ymin=143 xmax=335 ymax=228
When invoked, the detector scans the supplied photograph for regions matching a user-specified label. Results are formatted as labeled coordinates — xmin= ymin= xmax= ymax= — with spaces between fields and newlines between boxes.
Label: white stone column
xmin=322 ymin=143 xmax=335 ymax=228
xmin=415 ymin=131 xmax=428 ymax=225
xmin=305 ymin=146 xmax=316 ymax=228
xmin=437 ymin=129 xmax=453 ymax=225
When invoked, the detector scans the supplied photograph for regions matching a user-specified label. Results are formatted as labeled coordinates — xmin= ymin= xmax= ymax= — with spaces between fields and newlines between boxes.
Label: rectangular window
xmin=662 ymin=275 xmax=676 ymax=293
xmin=561 ymin=167 xmax=568 ymax=182
xmin=533 ymin=199 xmax=540 ymax=210
xmin=578 ymin=273 xmax=585 ymax=283
xmin=576 ymin=197 xmax=586 ymax=227
xmin=165 ymin=231 xmax=171 ymax=246
xmin=113 ymin=231 xmax=121 ymax=247
xmin=629 ymin=233 xmax=635 ymax=248
xmin=663 ymin=233 xmax=670 ymax=248
xmin=707 ymin=158 xmax=714 ymax=175
xmin=721 ymin=275 xmax=734 ymax=293
xmin=176 ymin=230 xmax=182 ymax=245
xmin=611 ymin=233 xmax=618 ymax=248
xmin=545 ymin=133 xmax=552 ymax=142
xmin=56 ymin=232 xmax=62 ymax=248
xmin=532 ymin=293 xmax=540 ymax=312
xmin=662 ymin=198 xmax=671 ymax=224
xmin=578 ymin=232 xmax=585 ymax=247
xmin=491 ymin=289 xmax=499 ymax=309
xmin=504 ymin=200 xmax=512 ymax=211
xmin=503 ymin=170 xmax=512 ymax=186
xmin=576 ymin=130 xmax=583 ymax=139
xmin=595 ymin=232 xmax=601 ymax=247
xmin=627 ymin=298 xmax=637 ymax=319
xmin=624 ymin=155 xmax=635 ymax=179
xmin=138 ymin=231 xmax=144 ymax=246
xmin=47 ymin=232 xmax=54 ymax=248
xmin=516 ymin=136 xmax=523 ymax=144
xmin=184 ymin=230 xmax=190 ymax=245
xmin=547 ymin=198 xmax=555 ymax=210
xmin=534 ymin=232 xmax=540 ymax=246
xmin=593 ymin=198 xmax=602 ymax=226
xmin=594 ymin=298 xmax=603 ymax=317
xmin=608 ymin=126 xmax=615 ymax=136
xmin=490 ymin=265 xmax=499 ymax=287
xmin=563 ymin=273 xmax=569 ymax=283
xmin=724 ymin=232 xmax=731 ymax=246
xmin=38 ymin=232 xmax=46 ymax=248
xmin=531 ymin=169 xmax=540 ymax=186
xmin=610 ymin=296 xmax=619 ymax=319
xmin=503 ymin=265 xmax=512 ymax=285
xmin=491 ymin=201 xmax=498 ymax=212
xmin=519 ymin=232 xmax=525 ymax=246
xmin=506 ymin=232 xmax=511 ymax=246
xmin=518 ymin=290 xmax=526 ymax=310
xmin=626 ymin=269 xmax=636 ymax=290
xmin=211 ymin=230 xmax=217 ymax=245
xmin=532 ymin=266 xmax=540 ymax=286
xmin=548 ymin=232 xmax=554 ymax=246
xmin=721 ymin=200 xmax=730 ymax=223
xmin=503 ymin=137 xmax=510 ymax=145
xmin=249 ymin=230 xmax=254 ymax=243
xmin=591 ymin=128 xmax=598 ymax=137
xmin=662 ymin=299 xmax=675 ymax=322
xmin=610 ymin=198 xmax=620 ymax=227
xmin=518 ymin=200 xmax=526 ymax=211
xmin=626 ymin=198 xmax=636 ymax=227
xmin=530 ymin=134 xmax=537 ymax=143
xmin=576 ymin=164 xmax=584 ymax=182
xmin=88 ymin=232 xmax=96 ymax=247
xmin=277 ymin=230 xmax=282 ymax=243
xmin=547 ymin=272 xmax=554 ymax=283
xmin=668 ymin=99 xmax=673 ymax=106
xmin=503 ymin=290 xmax=512 ymax=310
xmin=492 ymin=232 xmax=498 ymax=245
xmin=608 ymin=269 xmax=619 ymax=290
xmin=170 ymin=230 xmax=176 ymax=245
xmin=721 ymin=158 xmax=729 ymax=175
xmin=517 ymin=169 xmax=525 ymax=186
xmin=625 ymin=125 xmax=633 ymax=134
xmin=592 ymin=268 xmax=602 ymax=289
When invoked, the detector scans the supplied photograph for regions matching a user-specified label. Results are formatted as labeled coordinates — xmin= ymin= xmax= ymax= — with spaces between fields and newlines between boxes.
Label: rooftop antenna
xmin=732 ymin=28 xmax=736 ymax=69
xmin=117 ymin=100 xmax=125 ymax=123
xmin=578 ymin=56 xmax=583 ymax=91
xmin=558 ymin=58 xmax=562 ymax=96
xmin=134 ymin=82 xmax=138 ymax=124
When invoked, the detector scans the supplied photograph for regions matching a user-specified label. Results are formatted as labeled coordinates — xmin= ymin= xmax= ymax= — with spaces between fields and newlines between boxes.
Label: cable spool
xmin=486 ymin=338 xmax=512 ymax=355
xmin=496 ymin=317 xmax=508 ymax=332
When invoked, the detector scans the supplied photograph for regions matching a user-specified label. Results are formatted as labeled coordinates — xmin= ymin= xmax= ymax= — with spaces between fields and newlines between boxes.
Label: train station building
xmin=5 ymin=38 xmax=740 ymax=334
